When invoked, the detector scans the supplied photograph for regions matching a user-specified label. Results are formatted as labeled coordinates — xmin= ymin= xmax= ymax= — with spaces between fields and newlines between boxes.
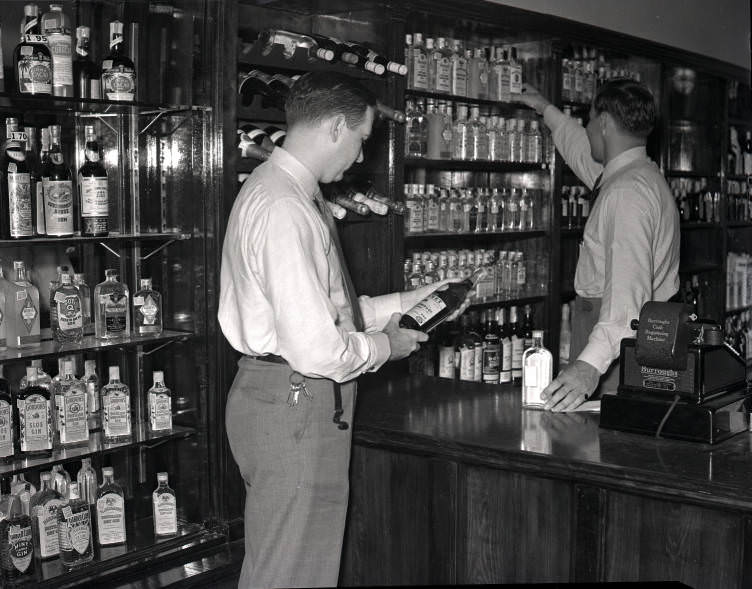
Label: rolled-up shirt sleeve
xmin=544 ymin=105 xmax=603 ymax=190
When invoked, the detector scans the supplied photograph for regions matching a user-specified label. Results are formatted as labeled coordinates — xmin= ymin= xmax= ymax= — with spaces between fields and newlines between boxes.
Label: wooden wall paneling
xmin=572 ymin=484 xmax=608 ymax=583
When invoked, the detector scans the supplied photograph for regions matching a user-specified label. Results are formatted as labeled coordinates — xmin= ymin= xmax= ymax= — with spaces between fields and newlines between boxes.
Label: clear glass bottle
xmin=468 ymin=47 xmax=489 ymax=100
xmin=0 ymin=491 xmax=34 ymax=582
xmin=96 ymin=466 xmax=126 ymax=546
xmin=101 ymin=21 xmax=136 ymax=101
xmin=516 ymin=118 xmax=528 ymax=163
xmin=101 ymin=366 xmax=131 ymax=443
xmin=404 ymin=98 xmax=427 ymax=158
xmin=76 ymin=457 xmax=98 ymax=509
xmin=134 ymin=278 xmax=163 ymax=336
xmin=407 ymin=32 xmax=428 ymax=91
xmin=152 ymin=472 xmax=178 ymax=537
xmin=406 ymin=261 xmax=424 ymax=291
xmin=40 ymin=4 xmax=73 ymax=97
xmin=437 ymin=101 xmax=454 ymax=159
xmin=6 ymin=261 xmax=39 ymax=350
xmin=504 ymin=188 xmax=520 ymax=230
xmin=30 ymin=471 xmax=64 ymax=560
xmin=423 ymin=184 xmax=440 ymax=233
xmin=508 ymin=47 xmax=523 ymax=97
xmin=78 ymin=125 xmax=108 ymax=237
xmin=527 ymin=120 xmax=543 ymax=164
xmin=51 ymin=273 xmax=83 ymax=344
xmin=57 ymin=482 xmax=94 ymax=568
xmin=488 ymin=188 xmax=502 ymax=232
xmin=51 ymin=465 xmax=71 ymax=498
xmin=404 ymin=184 xmax=425 ymax=235
xmin=83 ymin=360 xmax=101 ymax=431
xmin=19 ymin=359 xmax=49 ymax=391
xmin=17 ymin=366 xmax=52 ymax=455
xmin=448 ymin=189 xmax=463 ymax=233
xmin=487 ymin=115 xmax=501 ymax=162
xmin=94 ymin=269 xmax=130 ymax=340
xmin=437 ymin=188 xmax=450 ymax=232
xmin=73 ymin=273 xmax=92 ymax=330
xmin=452 ymin=103 xmax=470 ymax=160
xmin=450 ymin=38 xmax=468 ymax=97
xmin=506 ymin=117 xmax=518 ymax=163
xmin=56 ymin=359 xmax=89 ymax=446
xmin=469 ymin=106 xmax=489 ymax=161
xmin=522 ymin=330 xmax=553 ymax=408
xmin=0 ymin=365 xmax=11 ymax=461
xmin=148 ymin=370 xmax=173 ymax=434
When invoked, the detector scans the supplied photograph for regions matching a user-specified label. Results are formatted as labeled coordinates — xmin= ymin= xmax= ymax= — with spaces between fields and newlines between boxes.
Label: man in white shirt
xmin=519 ymin=78 xmax=680 ymax=411
xmin=219 ymin=71 xmax=463 ymax=588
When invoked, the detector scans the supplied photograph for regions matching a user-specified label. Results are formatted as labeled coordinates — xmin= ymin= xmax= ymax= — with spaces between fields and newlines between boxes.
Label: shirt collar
xmin=268 ymin=147 xmax=320 ymax=198
xmin=602 ymin=146 xmax=647 ymax=182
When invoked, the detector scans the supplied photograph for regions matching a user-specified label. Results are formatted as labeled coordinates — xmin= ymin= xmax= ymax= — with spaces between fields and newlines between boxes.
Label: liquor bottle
xmin=407 ymin=33 xmax=428 ymax=90
xmin=364 ymin=187 xmax=407 ymax=214
xmin=522 ymin=330 xmax=553 ymax=408
xmin=101 ymin=366 xmax=131 ymax=443
xmin=51 ymin=273 xmax=84 ymax=343
xmin=427 ymin=37 xmax=451 ymax=93
xmin=17 ymin=366 xmax=53 ymax=455
xmin=308 ymin=33 xmax=352 ymax=63
xmin=481 ymin=312 xmax=501 ymax=384
xmin=559 ymin=302 xmax=571 ymax=367
xmin=364 ymin=47 xmax=407 ymax=76
xmin=19 ymin=359 xmax=50 ymax=390
xmin=497 ymin=308 xmax=513 ymax=384
xmin=257 ymin=29 xmax=334 ymax=62
xmin=262 ymin=124 xmax=286 ymax=148
xmin=400 ymin=267 xmax=485 ymax=333
xmin=14 ymin=4 xmax=52 ymax=96
xmin=450 ymin=39 xmax=468 ymax=97
xmin=404 ymin=99 xmax=427 ymax=158
xmin=82 ymin=360 xmax=100 ymax=431
xmin=6 ymin=261 xmax=40 ymax=348
xmin=96 ymin=467 xmax=126 ymax=546
xmin=508 ymin=47 xmax=523 ymax=97
xmin=56 ymin=359 xmax=89 ymax=446
xmin=36 ymin=126 xmax=49 ymax=234
xmin=76 ymin=458 xmax=98 ymax=510
xmin=238 ymin=69 xmax=277 ymax=108
xmin=152 ymin=472 xmax=177 ymax=536
xmin=435 ymin=321 xmax=457 ymax=379
xmin=341 ymin=42 xmax=385 ymax=75
xmin=521 ymin=304 xmax=535 ymax=349
xmin=40 ymin=4 xmax=73 ymax=97
xmin=51 ymin=465 xmax=71 ymax=498
xmin=509 ymin=305 xmax=525 ymax=385
xmin=375 ymin=102 xmax=406 ymax=124
xmin=1 ymin=118 xmax=33 ymax=239
xmin=332 ymin=194 xmax=369 ymax=216
xmin=23 ymin=126 xmax=40 ymax=236
xmin=73 ymin=273 xmax=92 ymax=330
xmin=267 ymin=73 xmax=298 ymax=101
xmin=743 ymin=130 xmax=752 ymax=176
xmin=78 ymin=125 xmax=108 ymax=237
xmin=101 ymin=21 xmax=136 ymax=101
xmin=57 ymin=482 xmax=94 ymax=568
xmin=45 ymin=124 xmax=74 ymax=236
xmin=30 ymin=471 xmax=64 ymax=560
xmin=94 ymin=269 xmax=130 ymax=340
xmin=347 ymin=188 xmax=389 ymax=215
xmin=0 ymin=490 xmax=34 ymax=583
xmin=237 ymin=123 xmax=274 ymax=155
xmin=10 ymin=474 xmax=36 ymax=508
xmin=147 ymin=370 xmax=172 ymax=434
xmin=0 ymin=366 xmax=11 ymax=460
xmin=73 ymin=25 xmax=100 ymax=99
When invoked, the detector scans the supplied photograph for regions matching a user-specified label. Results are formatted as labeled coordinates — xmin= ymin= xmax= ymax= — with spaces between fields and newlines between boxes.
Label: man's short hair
xmin=285 ymin=71 xmax=377 ymax=130
xmin=593 ymin=78 xmax=657 ymax=138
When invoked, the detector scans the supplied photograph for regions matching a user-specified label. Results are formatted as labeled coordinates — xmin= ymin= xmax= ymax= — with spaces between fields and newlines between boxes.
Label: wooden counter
xmin=340 ymin=374 xmax=752 ymax=588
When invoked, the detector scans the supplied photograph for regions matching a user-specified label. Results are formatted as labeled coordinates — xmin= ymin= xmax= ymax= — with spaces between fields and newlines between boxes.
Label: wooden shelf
xmin=404 ymin=158 xmax=548 ymax=172
xmin=727 ymin=220 xmax=752 ymax=228
xmin=468 ymin=294 xmax=546 ymax=310
xmin=726 ymin=174 xmax=752 ymax=182
xmin=665 ymin=170 xmax=717 ymax=178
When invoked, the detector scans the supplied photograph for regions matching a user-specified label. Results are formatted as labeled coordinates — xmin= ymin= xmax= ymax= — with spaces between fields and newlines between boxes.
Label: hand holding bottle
xmin=402 ymin=277 xmax=471 ymax=322
xmin=518 ymin=84 xmax=551 ymax=115
xmin=383 ymin=312 xmax=428 ymax=361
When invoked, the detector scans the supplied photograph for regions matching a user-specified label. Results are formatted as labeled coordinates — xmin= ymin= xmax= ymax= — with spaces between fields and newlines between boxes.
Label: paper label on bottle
xmin=59 ymin=507 xmax=91 ymax=554
xmin=97 ymin=493 xmax=126 ymax=545
xmin=0 ymin=400 xmax=12 ymax=457
xmin=56 ymin=293 xmax=83 ymax=333
xmin=36 ymin=498 xmax=64 ymax=558
xmin=435 ymin=57 xmax=451 ymax=93
xmin=102 ymin=66 xmax=136 ymax=101
xmin=60 ymin=390 xmax=88 ymax=443
xmin=512 ymin=336 xmax=524 ymax=378
xmin=459 ymin=346 xmax=475 ymax=381
xmin=8 ymin=523 xmax=33 ymax=572
xmin=411 ymin=52 xmax=428 ymax=90
xmin=7 ymin=172 xmax=34 ymax=237
xmin=104 ymin=293 xmax=128 ymax=334
xmin=20 ymin=294 xmax=38 ymax=334
xmin=44 ymin=179 xmax=74 ymax=235
xmin=451 ymin=57 xmax=468 ymax=96
xmin=17 ymin=47 xmax=52 ymax=94
xmin=510 ymin=65 xmax=522 ymax=94
xmin=104 ymin=390 xmax=131 ymax=438
xmin=438 ymin=346 xmax=455 ymax=378
xmin=405 ymin=294 xmax=447 ymax=327
xmin=149 ymin=391 xmax=172 ymax=431
xmin=47 ymin=33 xmax=73 ymax=87
xmin=153 ymin=491 xmax=177 ymax=534
xmin=138 ymin=295 xmax=159 ymax=325
xmin=18 ymin=394 xmax=52 ymax=452
xmin=79 ymin=175 xmax=109 ymax=217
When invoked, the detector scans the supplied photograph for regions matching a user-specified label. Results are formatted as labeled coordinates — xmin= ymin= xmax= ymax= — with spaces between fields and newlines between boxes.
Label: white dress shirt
xmin=219 ymin=148 xmax=410 ymax=383
xmin=544 ymin=106 xmax=680 ymax=374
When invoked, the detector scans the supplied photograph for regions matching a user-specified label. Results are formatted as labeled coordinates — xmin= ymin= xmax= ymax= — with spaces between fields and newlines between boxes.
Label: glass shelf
xmin=405 ymin=229 xmax=546 ymax=240
xmin=0 ymin=424 xmax=197 ymax=477
xmin=726 ymin=174 xmax=752 ymax=182
xmin=725 ymin=304 xmax=752 ymax=317
xmin=405 ymin=88 xmax=533 ymax=110
xmin=0 ymin=231 xmax=192 ymax=248
xmin=404 ymin=157 xmax=548 ymax=172
xmin=469 ymin=294 xmax=546 ymax=310
xmin=0 ymin=329 xmax=193 ymax=364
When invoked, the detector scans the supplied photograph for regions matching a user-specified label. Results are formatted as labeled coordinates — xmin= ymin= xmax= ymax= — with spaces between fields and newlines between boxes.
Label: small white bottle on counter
xmin=522 ymin=329 xmax=553 ymax=408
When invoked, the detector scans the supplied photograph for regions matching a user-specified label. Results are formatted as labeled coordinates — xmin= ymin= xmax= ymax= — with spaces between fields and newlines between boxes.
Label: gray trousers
xmin=225 ymin=356 xmax=356 ymax=589
xmin=571 ymin=296 xmax=621 ymax=396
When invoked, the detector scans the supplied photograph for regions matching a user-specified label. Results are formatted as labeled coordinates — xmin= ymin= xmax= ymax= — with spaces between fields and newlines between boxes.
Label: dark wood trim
xmin=572 ymin=484 xmax=608 ymax=583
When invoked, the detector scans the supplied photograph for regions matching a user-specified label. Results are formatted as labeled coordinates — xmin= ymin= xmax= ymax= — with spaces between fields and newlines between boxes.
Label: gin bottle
xmin=522 ymin=330 xmax=553 ymax=408
xmin=148 ymin=371 xmax=172 ymax=434
xmin=30 ymin=471 xmax=64 ymax=560
xmin=101 ymin=21 xmax=136 ymax=101
xmin=0 ymin=491 xmax=34 ymax=583
xmin=17 ymin=366 xmax=52 ymax=455
xmin=51 ymin=273 xmax=83 ymax=344
xmin=73 ymin=273 xmax=92 ymax=330
xmin=78 ymin=125 xmax=108 ymax=237
xmin=152 ymin=472 xmax=177 ymax=536
xmin=96 ymin=466 xmax=126 ymax=546
xmin=10 ymin=474 xmax=36 ymax=503
xmin=51 ymin=466 xmax=71 ymax=498
xmin=134 ymin=278 xmax=163 ymax=335
xmin=94 ymin=269 xmax=130 ymax=339
xmin=57 ymin=482 xmax=94 ymax=568
xmin=0 ymin=366 xmax=13 ymax=460
xmin=76 ymin=457 xmax=98 ymax=509
xmin=102 ymin=366 xmax=131 ymax=443
xmin=83 ymin=360 xmax=100 ymax=431
xmin=56 ymin=359 xmax=89 ymax=446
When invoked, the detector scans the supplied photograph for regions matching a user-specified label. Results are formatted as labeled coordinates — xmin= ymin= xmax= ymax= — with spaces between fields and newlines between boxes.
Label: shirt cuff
xmin=543 ymin=104 xmax=568 ymax=133
xmin=576 ymin=342 xmax=613 ymax=375
xmin=360 ymin=292 xmax=402 ymax=332
xmin=366 ymin=331 xmax=391 ymax=372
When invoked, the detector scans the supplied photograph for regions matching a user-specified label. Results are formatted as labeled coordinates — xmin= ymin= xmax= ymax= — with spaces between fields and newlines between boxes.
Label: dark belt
xmin=248 ymin=353 xmax=287 ymax=365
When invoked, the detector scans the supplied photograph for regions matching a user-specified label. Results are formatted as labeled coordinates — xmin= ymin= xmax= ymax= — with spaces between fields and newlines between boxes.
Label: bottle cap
xmin=13 ymin=260 xmax=24 ymax=270
xmin=40 ymin=472 xmax=51 ymax=482
xmin=157 ymin=472 xmax=169 ymax=483
xmin=109 ymin=366 xmax=120 ymax=380
xmin=140 ymin=278 xmax=152 ymax=289
xmin=61 ymin=273 xmax=72 ymax=284
xmin=63 ymin=360 xmax=74 ymax=376
xmin=25 ymin=366 xmax=36 ymax=381
xmin=84 ymin=359 xmax=96 ymax=373
xmin=102 ymin=466 xmax=114 ymax=477
xmin=76 ymin=25 xmax=90 ymax=38
xmin=533 ymin=329 xmax=544 ymax=337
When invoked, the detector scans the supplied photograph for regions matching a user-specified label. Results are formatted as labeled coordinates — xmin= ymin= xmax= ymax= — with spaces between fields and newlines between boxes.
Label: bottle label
xmin=411 ymin=52 xmax=428 ymax=90
xmin=17 ymin=46 xmax=52 ymax=94
xmin=458 ymin=346 xmax=475 ymax=381
xmin=102 ymin=66 xmax=136 ymax=101
xmin=500 ymin=338 xmax=513 ymax=382
xmin=149 ymin=392 xmax=172 ymax=431
xmin=47 ymin=33 xmax=73 ymax=87
xmin=104 ymin=390 xmax=131 ymax=437
xmin=103 ymin=293 xmax=128 ymax=334
xmin=56 ymin=293 xmax=83 ymax=332
xmin=78 ymin=175 xmax=109 ymax=217
xmin=36 ymin=498 xmax=64 ymax=558
xmin=60 ymin=390 xmax=88 ymax=444
xmin=451 ymin=57 xmax=468 ymax=96
xmin=7 ymin=172 xmax=34 ymax=237
xmin=44 ymin=180 xmax=74 ymax=235
xmin=137 ymin=294 xmax=159 ymax=325
xmin=438 ymin=345 xmax=455 ymax=378
xmin=562 ymin=71 xmax=572 ymax=92
xmin=96 ymin=493 xmax=126 ymax=545
xmin=0 ymin=400 xmax=12 ymax=457
xmin=8 ymin=524 xmax=33 ymax=572
xmin=435 ymin=57 xmax=451 ymax=93
xmin=482 ymin=343 xmax=500 ymax=383
xmin=153 ymin=491 xmax=177 ymax=535
xmin=512 ymin=336 xmax=524 ymax=378
xmin=18 ymin=395 xmax=52 ymax=451
xmin=510 ymin=65 xmax=522 ymax=94
xmin=36 ymin=182 xmax=46 ymax=234
xmin=405 ymin=294 xmax=447 ymax=327
xmin=20 ymin=294 xmax=38 ymax=335
xmin=59 ymin=506 xmax=91 ymax=555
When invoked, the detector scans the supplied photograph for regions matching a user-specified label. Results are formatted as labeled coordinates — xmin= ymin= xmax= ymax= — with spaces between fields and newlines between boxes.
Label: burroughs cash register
xmin=600 ymin=301 xmax=752 ymax=444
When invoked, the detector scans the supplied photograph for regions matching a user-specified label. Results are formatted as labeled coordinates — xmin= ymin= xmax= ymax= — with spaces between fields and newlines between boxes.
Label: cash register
xmin=599 ymin=301 xmax=752 ymax=444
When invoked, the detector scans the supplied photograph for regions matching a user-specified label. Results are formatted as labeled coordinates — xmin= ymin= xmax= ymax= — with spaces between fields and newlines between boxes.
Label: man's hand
xmin=518 ymin=84 xmax=551 ymax=115
xmin=383 ymin=313 xmax=428 ymax=361
xmin=403 ymin=277 xmax=470 ymax=322
xmin=540 ymin=360 xmax=600 ymax=412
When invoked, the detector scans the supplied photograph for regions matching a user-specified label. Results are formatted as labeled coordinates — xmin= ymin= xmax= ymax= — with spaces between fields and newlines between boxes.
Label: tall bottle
xmin=30 ymin=471 xmax=64 ymax=560
xmin=73 ymin=25 xmax=100 ymax=99
xmin=0 ymin=366 xmax=11 ymax=461
xmin=101 ymin=366 xmax=131 ymax=443
xmin=743 ymin=130 xmax=752 ymax=177
xmin=0 ymin=491 xmax=34 ymax=583
xmin=82 ymin=360 xmax=100 ymax=431
xmin=148 ymin=370 xmax=173 ymax=433
xmin=76 ymin=458 xmax=98 ymax=510
xmin=23 ymin=126 xmax=41 ymax=236
xmin=45 ymin=124 xmax=74 ymax=236
xmin=40 ymin=3 xmax=73 ymax=97
xmin=6 ymin=261 xmax=40 ymax=348
xmin=94 ymin=269 xmax=130 ymax=339
xmin=95 ymin=467 xmax=126 ymax=546
xmin=101 ymin=21 xmax=136 ymax=101
xmin=56 ymin=359 xmax=89 ymax=446
xmin=522 ymin=330 xmax=553 ymax=407
xmin=509 ymin=305 xmax=525 ymax=385
xmin=152 ymin=472 xmax=177 ymax=536
xmin=14 ymin=4 xmax=52 ymax=96
xmin=57 ymin=482 xmax=94 ymax=568
xmin=36 ymin=126 xmax=49 ymax=234
xmin=450 ymin=39 xmax=468 ymax=97
xmin=1 ymin=118 xmax=34 ymax=239
xmin=407 ymin=33 xmax=428 ymax=90
xmin=17 ymin=366 xmax=53 ymax=455
xmin=51 ymin=273 xmax=84 ymax=343
xmin=133 ymin=278 xmax=163 ymax=335
xmin=73 ymin=273 xmax=92 ymax=330
xmin=559 ymin=302 xmax=571 ymax=367
xmin=481 ymin=312 xmax=501 ymax=384
xmin=78 ymin=125 xmax=108 ymax=237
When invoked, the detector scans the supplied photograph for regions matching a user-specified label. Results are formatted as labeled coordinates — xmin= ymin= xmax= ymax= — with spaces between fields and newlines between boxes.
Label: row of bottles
xmin=0 ymin=360 xmax=174 ymax=459
xmin=727 ymin=252 xmax=752 ymax=310
xmin=669 ymin=177 xmax=720 ymax=223
xmin=560 ymin=185 xmax=591 ymax=229
xmin=727 ymin=126 xmax=752 ymax=177
xmin=403 ymin=183 xmax=546 ymax=234
xmin=405 ymin=98 xmax=548 ymax=163
xmin=0 ymin=466 xmax=176 ymax=580
xmin=560 ymin=45 xmax=642 ymax=104
xmin=1 ymin=119 xmax=109 ymax=239
xmin=7 ymin=4 xmax=135 ymax=100
xmin=404 ymin=33 xmax=525 ymax=102
xmin=726 ymin=180 xmax=752 ymax=222
xmin=679 ymin=274 xmax=708 ymax=317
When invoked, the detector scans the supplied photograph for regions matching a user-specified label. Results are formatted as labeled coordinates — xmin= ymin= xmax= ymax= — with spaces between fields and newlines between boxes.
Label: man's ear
xmin=329 ymin=114 xmax=346 ymax=143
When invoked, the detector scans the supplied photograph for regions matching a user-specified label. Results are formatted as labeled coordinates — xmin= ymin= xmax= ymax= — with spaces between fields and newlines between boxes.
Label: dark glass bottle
xmin=73 ymin=25 xmax=101 ymax=99
xmin=101 ymin=21 xmax=136 ymax=102
xmin=510 ymin=305 xmax=525 ymax=385
xmin=0 ymin=365 xmax=13 ymax=460
xmin=37 ymin=126 xmax=49 ymax=235
xmin=263 ymin=125 xmax=286 ymax=147
xmin=481 ymin=312 xmax=501 ymax=384
xmin=521 ymin=304 xmax=535 ymax=349
xmin=238 ymin=123 xmax=274 ymax=152
xmin=1 ymin=118 xmax=33 ymax=239
xmin=0 ymin=483 xmax=34 ymax=583
xmin=13 ymin=4 xmax=52 ymax=96
xmin=238 ymin=69 xmax=277 ymax=107
xmin=23 ymin=126 xmax=40 ymax=236
xmin=45 ymin=124 xmax=74 ymax=236
xmin=341 ymin=41 xmax=385 ymax=75
xmin=17 ymin=366 xmax=53 ymax=456
xmin=78 ymin=125 xmax=108 ymax=237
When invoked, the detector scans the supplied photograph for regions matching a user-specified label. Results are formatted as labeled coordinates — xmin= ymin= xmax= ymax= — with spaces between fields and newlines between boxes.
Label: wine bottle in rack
xmin=332 ymin=193 xmax=370 ymax=216
xmin=101 ymin=20 xmax=136 ymax=102
xmin=326 ymin=200 xmax=347 ymax=219
xmin=74 ymin=25 xmax=101 ymax=99
xmin=238 ymin=69 xmax=277 ymax=107
xmin=341 ymin=42 xmax=385 ymax=75
xmin=364 ymin=47 xmax=407 ymax=75
xmin=263 ymin=124 xmax=286 ymax=147
xmin=237 ymin=123 xmax=274 ymax=157
xmin=14 ymin=4 xmax=52 ymax=96
xmin=376 ymin=102 xmax=406 ymax=123
xmin=364 ymin=187 xmax=407 ymax=214
xmin=309 ymin=33 xmax=355 ymax=64
xmin=258 ymin=29 xmax=334 ymax=62
xmin=267 ymin=73 xmax=298 ymax=102
xmin=346 ymin=188 xmax=388 ymax=215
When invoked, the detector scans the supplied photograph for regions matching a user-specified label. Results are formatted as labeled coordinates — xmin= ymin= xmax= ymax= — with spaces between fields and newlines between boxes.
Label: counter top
xmin=354 ymin=374 xmax=752 ymax=511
